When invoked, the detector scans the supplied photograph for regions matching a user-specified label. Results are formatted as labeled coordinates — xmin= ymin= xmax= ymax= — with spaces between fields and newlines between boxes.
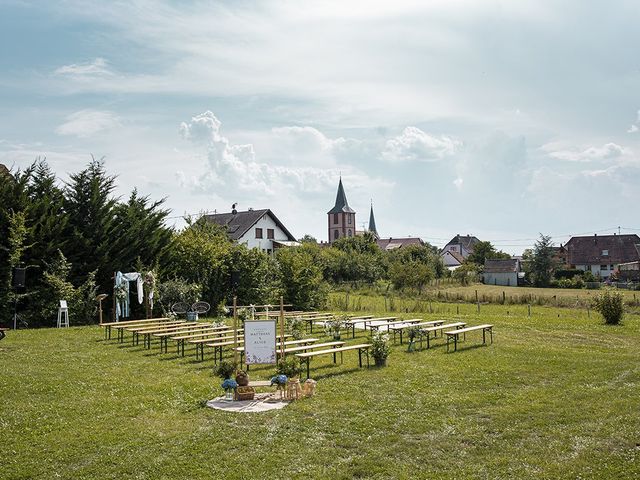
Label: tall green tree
xmin=275 ymin=247 xmax=327 ymax=310
xmin=467 ymin=241 xmax=511 ymax=266
xmin=525 ymin=234 xmax=556 ymax=287
xmin=63 ymin=158 xmax=118 ymax=290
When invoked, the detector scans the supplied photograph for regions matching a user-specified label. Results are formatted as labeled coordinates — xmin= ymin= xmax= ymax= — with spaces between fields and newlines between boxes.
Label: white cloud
xmin=545 ymin=142 xmax=626 ymax=162
xmin=453 ymin=177 xmax=463 ymax=189
xmin=55 ymin=110 xmax=120 ymax=138
xmin=54 ymin=58 xmax=113 ymax=77
xmin=381 ymin=126 xmax=460 ymax=163
xmin=628 ymin=124 xmax=638 ymax=133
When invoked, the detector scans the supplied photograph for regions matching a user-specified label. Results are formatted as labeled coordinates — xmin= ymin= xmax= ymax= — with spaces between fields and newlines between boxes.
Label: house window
xmin=600 ymin=265 xmax=608 ymax=270
xmin=267 ymin=229 xmax=274 ymax=239
xmin=255 ymin=228 xmax=263 ymax=239
xmin=348 ymin=229 xmax=352 ymax=237
xmin=333 ymin=213 xmax=338 ymax=224
xmin=334 ymin=230 xmax=339 ymax=240
xmin=602 ymin=249 xmax=609 ymax=256
xmin=348 ymin=215 xmax=352 ymax=225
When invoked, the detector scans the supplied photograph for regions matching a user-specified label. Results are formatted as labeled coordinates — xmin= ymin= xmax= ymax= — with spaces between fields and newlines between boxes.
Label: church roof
xmin=368 ymin=204 xmax=379 ymax=237
xmin=327 ymin=178 xmax=355 ymax=214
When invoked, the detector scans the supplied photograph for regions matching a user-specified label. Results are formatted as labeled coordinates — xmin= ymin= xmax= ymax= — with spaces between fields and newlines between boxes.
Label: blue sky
xmin=1 ymin=0 xmax=639 ymax=253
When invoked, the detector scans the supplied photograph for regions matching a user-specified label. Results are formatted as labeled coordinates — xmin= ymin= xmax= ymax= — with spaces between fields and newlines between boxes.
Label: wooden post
xmin=502 ymin=291 xmax=506 ymax=304
xmin=528 ymin=304 xmax=531 ymax=317
xmin=475 ymin=290 xmax=478 ymax=303
xmin=279 ymin=296 xmax=285 ymax=361
xmin=233 ymin=296 xmax=238 ymax=369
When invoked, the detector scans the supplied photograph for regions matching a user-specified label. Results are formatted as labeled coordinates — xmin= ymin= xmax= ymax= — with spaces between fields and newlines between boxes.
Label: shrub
xmin=157 ymin=279 xmax=202 ymax=315
xmin=213 ymin=360 xmax=236 ymax=379
xmin=275 ymin=356 xmax=303 ymax=378
xmin=592 ymin=288 xmax=624 ymax=325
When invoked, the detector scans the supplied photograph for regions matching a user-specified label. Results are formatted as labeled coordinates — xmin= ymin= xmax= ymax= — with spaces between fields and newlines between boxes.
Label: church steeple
xmin=368 ymin=201 xmax=379 ymax=239
xmin=327 ymin=177 xmax=356 ymax=243
xmin=327 ymin=177 xmax=355 ymax=214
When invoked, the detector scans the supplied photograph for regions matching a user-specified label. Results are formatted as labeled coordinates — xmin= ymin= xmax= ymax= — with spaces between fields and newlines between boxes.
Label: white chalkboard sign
xmin=244 ymin=320 xmax=277 ymax=365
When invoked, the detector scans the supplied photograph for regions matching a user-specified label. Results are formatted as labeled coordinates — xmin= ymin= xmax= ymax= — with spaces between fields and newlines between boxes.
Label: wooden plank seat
xmin=445 ymin=324 xmax=494 ymax=352
xmin=368 ymin=318 xmax=421 ymax=333
xmin=198 ymin=334 xmax=294 ymax=362
xmin=113 ymin=320 xmax=186 ymax=343
xmin=346 ymin=317 xmax=396 ymax=338
xmin=405 ymin=322 xmax=467 ymax=350
xmin=389 ymin=320 xmax=446 ymax=344
xmin=155 ymin=325 xmax=235 ymax=353
xmin=127 ymin=322 xmax=197 ymax=347
xmin=234 ymin=338 xmax=318 ymax=367
xmin=282 ymin=341 xmax=345 ymax=355
xmin=186 ymin=333 xmax=245 ymax=358
xmin=103 ymin=317 xmax=170 ymax=340
xmin=295 ymin=344 xmax=372 ymax=379
xmin=296 ymin=314 xmax=335 ymax=333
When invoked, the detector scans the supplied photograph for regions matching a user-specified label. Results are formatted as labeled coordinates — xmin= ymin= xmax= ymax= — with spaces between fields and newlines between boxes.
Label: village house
xmin=203 ymin=207 xmax=298 ymax=254
xmin=565 ymin=233 xmax=640 ymax=279
xmin=483 ymin=258 xmax=521 ymax=286
xmin=440 ymin=234 xmax=481 ymax=268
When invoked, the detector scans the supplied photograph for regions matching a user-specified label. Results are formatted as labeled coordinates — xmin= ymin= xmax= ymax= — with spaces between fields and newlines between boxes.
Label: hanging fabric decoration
xmin=114 ymin=271 xmax=143 ymax=321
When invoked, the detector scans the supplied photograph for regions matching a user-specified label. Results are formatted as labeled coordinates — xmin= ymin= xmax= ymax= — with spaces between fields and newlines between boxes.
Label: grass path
xmin=1 ymin=305 xmax=639 ymax=479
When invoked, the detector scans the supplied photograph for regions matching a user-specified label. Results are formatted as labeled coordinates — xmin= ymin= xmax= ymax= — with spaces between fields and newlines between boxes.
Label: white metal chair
xmin=57 ymin=300 xmax=69 ymax=328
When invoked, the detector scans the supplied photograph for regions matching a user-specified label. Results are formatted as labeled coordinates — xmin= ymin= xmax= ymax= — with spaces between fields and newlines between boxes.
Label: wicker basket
xmin=234 ymin=386 xmax=255 ymax=401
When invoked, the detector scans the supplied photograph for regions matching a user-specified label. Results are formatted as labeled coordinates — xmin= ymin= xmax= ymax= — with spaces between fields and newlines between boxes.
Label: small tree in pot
xmin=370 ymin=331 xmax=391 ymax=367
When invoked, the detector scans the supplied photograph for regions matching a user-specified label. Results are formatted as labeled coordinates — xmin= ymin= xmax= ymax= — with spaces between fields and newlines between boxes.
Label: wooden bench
xmin=389 ymin=320 xmax=445 ymax=344
xmin=346 ymin=316 xmax=393 ymax=338
xmin=282 ymin=341 xmax=344 ymax=355
xmin=102 ymin=317 xmax=170 ymax=340
xmin=445 ymin=324 xmax=494 ymax=352
xmin=295 ymin=344 xmax=372 ymax=379
xmin=235 ymin=338 xmax=318 ymax=367
xmin=201 ymin=334 xmax=293 ymax=362
xmin=154 ymin=325 xmax=232 ymax=353
xmin=112 ymin=319 xmax=183 ymax=343
xmin=407 ymin=322 xmax=467 ymax=350
xmin=128 ymin=322 xmax=197 ymax=347
xmin=369 ymin=318 xmax=421 ymax=333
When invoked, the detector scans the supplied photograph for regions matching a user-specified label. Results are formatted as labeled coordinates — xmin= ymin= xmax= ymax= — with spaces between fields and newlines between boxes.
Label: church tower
xmin=368 ymin=202 xmax=379 ymax=239
xmin=328 ymin=177 xmax=356 ymax=243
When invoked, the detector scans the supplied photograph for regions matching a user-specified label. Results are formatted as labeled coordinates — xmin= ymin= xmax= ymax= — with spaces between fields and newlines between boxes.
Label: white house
xmin=441 ymin=234 xmax=481 ymax=268
xmin=203 ymin=208 xmax=298 ymax=254
xmin=483 ymin=259 xmax=520 ymax=287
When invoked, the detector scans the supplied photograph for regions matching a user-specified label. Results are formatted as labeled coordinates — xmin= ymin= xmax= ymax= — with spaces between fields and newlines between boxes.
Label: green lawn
xmin=1 ymin=305 xmax=639 ymax=479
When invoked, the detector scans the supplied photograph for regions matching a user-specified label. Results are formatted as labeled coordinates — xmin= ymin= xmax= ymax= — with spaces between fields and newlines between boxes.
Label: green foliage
xmin=275 ymin=356 xmax=303 ymax=378
xmin=524 ymin=234 xmax=557 ymax=287
xmin=286 ymin=316 xmax=306 ymax=340
xmin=213 ymin=360 xmax=236 ymax=379
xmin=467 ymin=241 xmax=510 ymax=266
xmin=276 ymin=247 xmax=327 ymax=310
xmin=370 ymin=330 xmax=391 ymax=360
xmin=323 ymin=315 xmax=348 ymax=338
xmin=388 ymin=244 xmax=440 ymax=292
xmin=592 ymin=288 xmax=624 ymax=325
xmin=157 ymin=279 xmax=202 ymax=315
xmin=452 ymin=261 xmax=481 ymax=286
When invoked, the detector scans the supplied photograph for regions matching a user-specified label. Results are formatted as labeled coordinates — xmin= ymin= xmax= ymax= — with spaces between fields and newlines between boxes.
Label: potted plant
xmin=324 ymin=315 xmax=348 ymax=340
xmin=406 ymin=325 xmax=424 ymax=353
xmin=370 ymin=330 xmax=391 ymax=367
xmin=276 ymin=356 xmax=303 ymax=380
xmin=287 ymin=316 xmax=305 ymax=340
xmin=214 ymin=360 xmax=236 ymax=380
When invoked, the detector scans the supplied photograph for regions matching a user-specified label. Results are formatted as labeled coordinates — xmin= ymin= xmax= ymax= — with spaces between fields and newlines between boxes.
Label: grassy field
xmin=1 ymin=303 xmax=639 ymax=479
xmin=330 ymin=283 xmax=640 ymax=312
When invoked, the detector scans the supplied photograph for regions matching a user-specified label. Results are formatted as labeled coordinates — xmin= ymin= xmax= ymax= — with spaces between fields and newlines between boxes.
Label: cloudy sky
xmin=1 ymin=0 xmax=639 ymax=253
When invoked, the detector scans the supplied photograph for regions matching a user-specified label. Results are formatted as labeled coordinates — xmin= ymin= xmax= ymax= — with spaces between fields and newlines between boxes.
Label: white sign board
xmin=244 ymin=320 xmax=277 ymax=365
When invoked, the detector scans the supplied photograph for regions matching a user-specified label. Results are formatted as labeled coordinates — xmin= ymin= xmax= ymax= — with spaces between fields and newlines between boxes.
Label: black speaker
xmin=12 ymin=267 xmax=26 ymax=288
xmin=230 ymin=271 xmax=240 ymax=289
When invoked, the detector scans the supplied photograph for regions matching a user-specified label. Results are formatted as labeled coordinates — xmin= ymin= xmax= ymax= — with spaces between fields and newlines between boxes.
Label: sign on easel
xmin=244 ymin=320 xmax=277 ymax=365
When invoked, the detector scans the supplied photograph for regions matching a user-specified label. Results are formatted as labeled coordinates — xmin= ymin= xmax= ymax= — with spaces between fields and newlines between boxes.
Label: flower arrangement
xmin=270 ymin=374 xmax=288 ymax=386
xmin=286 ymin=316 xmax=305 ymax=340
xmin=114 ymin=284 xmax=128 ymax=301
xmin=276 ymin=357 xmax=303 ymax=379
xmin=143 ymin=271 xmax=156 ymax=292
xmin=370 ymin=330 xmax=391 ymax=366
xmin=406 ymin=325 xmax=425 ymax=352
xmin=324 ymin=315 xmax=348 ymax=339
xmin=214 ymin=360 xmax=236 ymax=380
xmin=221 ymin=378 xmax=238 ymax=391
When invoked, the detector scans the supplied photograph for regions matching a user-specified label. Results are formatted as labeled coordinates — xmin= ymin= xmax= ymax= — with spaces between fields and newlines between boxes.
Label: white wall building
xmin=203 ymin=208 xmax=298 ymax=254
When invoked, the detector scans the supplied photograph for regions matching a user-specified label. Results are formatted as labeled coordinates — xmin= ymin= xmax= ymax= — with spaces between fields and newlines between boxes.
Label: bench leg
xmin=366 ymin=349 xmax=370 ymax=368
xmin=306 ymin=358 xmax=310 ymax=379
xmin=399 ymin=330 xmax=404 ymax=345
xmin=483 ymin=329 xmax=486 ymax=345
xmin=426 ymin=332 xmax=430 ymax=349
xmin=352 ymin=324 xmax=355 ymax=339
xmin=454 ymin=335 xmax=458 ymax=351
xmin=490 ymin=328 xmax=493 ymax=344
